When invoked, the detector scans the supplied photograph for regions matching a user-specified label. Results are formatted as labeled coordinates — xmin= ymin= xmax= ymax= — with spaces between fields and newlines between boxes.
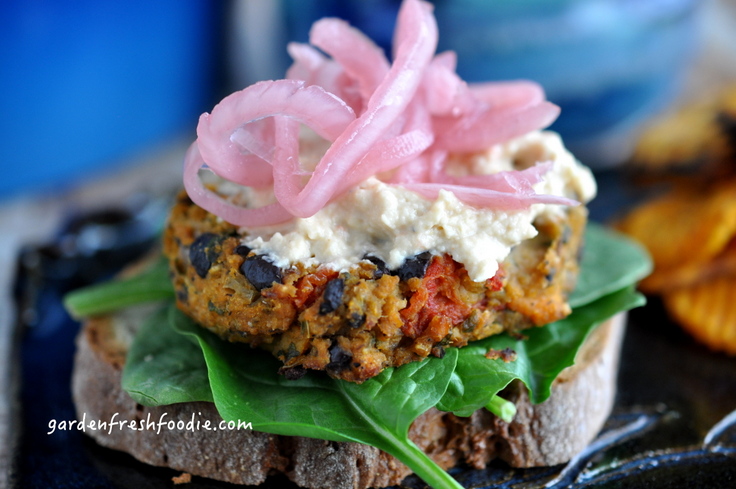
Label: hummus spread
xmin=241 ymin=131 xmax=596 ymax=282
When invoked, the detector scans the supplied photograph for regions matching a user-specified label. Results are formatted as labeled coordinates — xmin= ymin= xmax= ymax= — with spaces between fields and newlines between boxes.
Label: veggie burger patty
xmin=164 ymin=191 xmax=587 ymax=383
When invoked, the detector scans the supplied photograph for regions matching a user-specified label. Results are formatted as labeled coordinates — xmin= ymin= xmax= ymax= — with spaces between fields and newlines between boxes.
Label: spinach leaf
xmin=170 ymin=306 xmax=464 ymax=489
xmin=64 ymin=256 xmax=174 ymax=318
xmin=121 ymin=306 xmax=213 ymax=405
xmin=569 ymin=222 xmax=652 ymax=308
xmin=437 ymin=286 xmax=644 ymax=416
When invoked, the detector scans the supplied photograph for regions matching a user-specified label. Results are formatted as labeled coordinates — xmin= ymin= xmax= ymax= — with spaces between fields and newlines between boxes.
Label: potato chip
xmin=621 ymin=85 xmax=736 ymax=352
xmin=629 ymin=84 xmax=736 ymax=181
xmin=718 ymin=91 xmax=736 ymax=159
xmin=719 ymin=84 xmax=736 ymax=120
xmin=616 ymin=179 xmax=736 ymax=290
xmin=663 ymin=275 xmax=736 ymax=355
xmin=630 ymin=101 xmax=722 ymax=171
xmin=641 ymin=238 xmax=736 ymax=292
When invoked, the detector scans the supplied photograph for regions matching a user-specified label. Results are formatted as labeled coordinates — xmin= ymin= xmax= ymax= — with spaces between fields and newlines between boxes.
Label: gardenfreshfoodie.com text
xmin=47 ymin=412 xmax=252 ymax=435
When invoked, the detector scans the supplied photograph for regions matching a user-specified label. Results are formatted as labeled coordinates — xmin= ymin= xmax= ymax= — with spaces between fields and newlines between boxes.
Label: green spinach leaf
xmin=64 ymin=256 xmax=174 ymax=318
xmin=170 ymin=306 xmax=464 ymax=489
xmin=437 ymin=286 xmax=644 ymax=416
xmin=121 ymin=306 xmax=213 ymax=405
xmin=569 ymin=222 xmax=652 ymax=308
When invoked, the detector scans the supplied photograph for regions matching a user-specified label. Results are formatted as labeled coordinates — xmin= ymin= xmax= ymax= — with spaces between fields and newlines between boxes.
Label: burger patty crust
xmin=164 ymin=191 xmax=587 ymax=383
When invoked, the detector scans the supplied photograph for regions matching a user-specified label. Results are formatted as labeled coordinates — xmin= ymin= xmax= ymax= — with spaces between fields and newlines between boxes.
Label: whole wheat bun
xmin=72 ymin=303 xmax=626 ymax=489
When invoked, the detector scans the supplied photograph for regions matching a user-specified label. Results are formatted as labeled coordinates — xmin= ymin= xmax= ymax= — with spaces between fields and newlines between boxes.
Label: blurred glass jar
xmin=0 ymin=0 xmax=219 ymax=199
xmin=282 ymin=0 xmax=699 ymax=168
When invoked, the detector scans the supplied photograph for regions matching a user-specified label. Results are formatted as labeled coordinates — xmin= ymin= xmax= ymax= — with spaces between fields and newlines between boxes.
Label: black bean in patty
xmin=431 ymin=346 xmax=446 ymax=359
xmin=363 ymin=255 xmax=390 ymax=278
xmin=175 ymin=288 xmax=188 ymax=304
xmin=234 ymin=244 xmax=252 ymax=256
xmin=325 ymin=344 xmax=353 ymax=374
xmin=347 ymin=313 xmax=366 ymax=328
xmin=240 ymin=254 xmax=283 ymax=290
xmin=319 ymin=278 xmax=345 ymax=315
xmin=394 ymin=251 xmax=432 ymax=281
xmin=189 ymin=233 xmax=220 ymax=278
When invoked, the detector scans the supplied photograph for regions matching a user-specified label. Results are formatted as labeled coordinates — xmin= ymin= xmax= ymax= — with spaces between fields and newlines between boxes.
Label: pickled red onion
xmin=433 ymin=101 xmax=560 ymax=153
xmin=272 ymin=0 xmax=437 ymax=218
xmin=183 ymin=143 xmax=293 ymax=227
xmin=399 ymin=182 xmax=578 ymax=210
xmin=310 ymin=18 xmax=390 ymax=108
xmin=445 ymin=161 xmax=555 ymax=193
xmin=470 ymin=80 xmax=546 ymax=109
xmin=340 ymin=128 xmax=434 ymax=192
xmin=186 ymin=0 xmax=575 ymax=228
xmin=286 ymin=43 xmax=363 ymax=114
xmin=388 ymin=149 xmax=446 ymax=184
xmin=338 ymin=95 xmax=435 ymax=192
xmin=196 ymin=79 xmax=355 ymax=192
